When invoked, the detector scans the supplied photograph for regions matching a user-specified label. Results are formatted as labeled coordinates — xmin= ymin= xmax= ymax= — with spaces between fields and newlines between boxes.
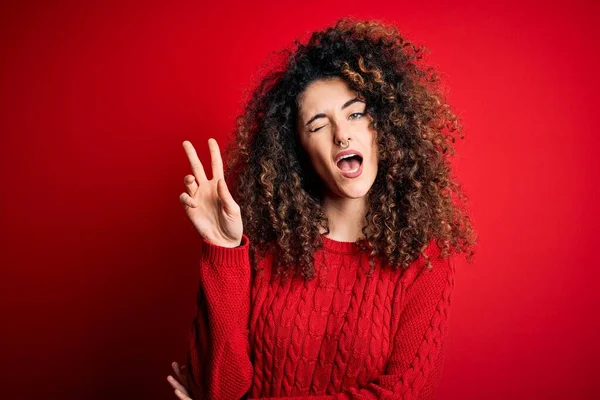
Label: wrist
xmin=203 ymin=237 xmax=243 ymax=248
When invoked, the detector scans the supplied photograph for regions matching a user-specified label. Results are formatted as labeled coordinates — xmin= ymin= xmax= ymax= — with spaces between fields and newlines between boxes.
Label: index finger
xmin=182 ymin=141 xmax=207 ymax=183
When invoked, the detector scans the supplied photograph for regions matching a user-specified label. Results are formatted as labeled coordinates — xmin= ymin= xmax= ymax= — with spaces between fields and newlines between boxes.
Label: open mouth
xmin=336 ymin=154 xmax=363 ymax=173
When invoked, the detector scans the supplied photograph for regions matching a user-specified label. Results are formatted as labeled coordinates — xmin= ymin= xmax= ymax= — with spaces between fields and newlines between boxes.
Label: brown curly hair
xmin=222 ymin=17 xmax=477 ymax=280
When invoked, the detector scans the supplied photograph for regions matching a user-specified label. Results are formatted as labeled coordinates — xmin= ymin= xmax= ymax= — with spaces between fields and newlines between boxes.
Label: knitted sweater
xmin=186 ymin=233 xmax=456 ymax=400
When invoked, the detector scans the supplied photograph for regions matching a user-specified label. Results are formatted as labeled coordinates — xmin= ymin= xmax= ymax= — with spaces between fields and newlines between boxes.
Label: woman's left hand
xmin=166 ymin=361 xmax=193 ymax=399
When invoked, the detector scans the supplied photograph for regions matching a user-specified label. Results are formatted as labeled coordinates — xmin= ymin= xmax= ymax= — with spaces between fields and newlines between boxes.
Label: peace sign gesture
xmin=180 ymin=139 xmax=243 ymax=248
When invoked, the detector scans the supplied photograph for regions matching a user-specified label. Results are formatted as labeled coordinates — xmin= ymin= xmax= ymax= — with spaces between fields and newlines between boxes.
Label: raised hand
xmin=180 ymin=139 xmax=243 ymax=248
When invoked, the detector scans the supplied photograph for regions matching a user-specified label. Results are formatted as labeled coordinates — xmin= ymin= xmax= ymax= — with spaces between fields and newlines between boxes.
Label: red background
xmin=1 ymin=0 xmax=598 ymax=398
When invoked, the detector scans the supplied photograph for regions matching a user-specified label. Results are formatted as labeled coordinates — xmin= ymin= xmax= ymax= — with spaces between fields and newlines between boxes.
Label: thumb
xmin=217 ymin=179 xmax=236 ymax=213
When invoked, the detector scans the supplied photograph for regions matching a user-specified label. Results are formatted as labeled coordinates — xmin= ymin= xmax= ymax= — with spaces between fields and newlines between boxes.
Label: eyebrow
xmin=304 ymin=97 xmax=365 ymax=127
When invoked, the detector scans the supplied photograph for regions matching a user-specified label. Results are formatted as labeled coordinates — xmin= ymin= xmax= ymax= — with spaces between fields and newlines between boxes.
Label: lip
xmin=334 ymin=149 xmax=364 ymax=165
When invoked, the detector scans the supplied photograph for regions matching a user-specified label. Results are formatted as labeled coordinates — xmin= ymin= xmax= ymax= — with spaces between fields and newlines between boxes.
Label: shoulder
xmin=401 ymin=239 xmax=455 ymax=294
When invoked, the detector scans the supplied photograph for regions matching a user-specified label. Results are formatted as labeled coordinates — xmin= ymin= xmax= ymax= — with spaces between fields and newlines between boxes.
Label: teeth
xmin=338 ymin=153 xmax=360 ymax=162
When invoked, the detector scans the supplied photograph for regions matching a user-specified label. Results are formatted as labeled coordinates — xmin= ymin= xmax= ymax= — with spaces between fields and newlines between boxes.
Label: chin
xmin=336 ymin=181 xmax=376 ymax=198
xmin=320 ymin=166 xmax=377 ymax=199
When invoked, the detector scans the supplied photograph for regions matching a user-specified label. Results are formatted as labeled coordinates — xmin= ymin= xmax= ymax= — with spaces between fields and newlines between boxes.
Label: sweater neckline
xmin=320 ymin=233 xmax=361 ymax=254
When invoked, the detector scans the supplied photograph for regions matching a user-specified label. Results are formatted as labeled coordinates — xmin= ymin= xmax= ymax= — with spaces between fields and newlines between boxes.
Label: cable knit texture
xmin=186 ymin=233 xmax=456 ymax=400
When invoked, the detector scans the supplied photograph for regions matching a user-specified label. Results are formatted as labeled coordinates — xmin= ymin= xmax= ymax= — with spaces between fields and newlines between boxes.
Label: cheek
xmin=312 ymin=152 xmax=331 ymax=173
xmin=369 ymin=129 xmax=377 ymax=144
xmin=302 ymin=144 xmax=327 ymax=171
xmin=371 ymin=150 xmax=379 ymax=169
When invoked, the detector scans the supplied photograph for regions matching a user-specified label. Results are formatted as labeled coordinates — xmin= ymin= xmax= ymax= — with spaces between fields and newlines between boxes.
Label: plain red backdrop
xmin=1 ymin=0 xmax=598 ymax=398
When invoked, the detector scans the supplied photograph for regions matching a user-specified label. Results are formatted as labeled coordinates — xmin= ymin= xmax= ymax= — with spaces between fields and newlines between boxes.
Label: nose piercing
xmin=338 ymin=139 xmax=350 ymax=149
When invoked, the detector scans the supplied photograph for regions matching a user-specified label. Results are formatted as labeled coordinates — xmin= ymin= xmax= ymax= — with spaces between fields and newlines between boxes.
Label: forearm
xmin=187 ymin=234 xmax=254 ymax=400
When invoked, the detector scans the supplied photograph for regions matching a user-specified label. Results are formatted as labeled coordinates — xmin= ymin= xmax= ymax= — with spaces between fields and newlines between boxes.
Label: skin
xmin=296 ymin=77 xmax=379 ymax=242
xmin=180 ymin=138 xmax=243 ymax=248
xmin=168 ymin=78 xmax=380 ymax=399
xmin=167 ymin=362 xmax=192 ymax=399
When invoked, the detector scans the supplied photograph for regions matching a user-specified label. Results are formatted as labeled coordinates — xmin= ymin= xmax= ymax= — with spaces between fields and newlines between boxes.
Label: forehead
xmin=297 ymin=78 xmax=357 ymax=112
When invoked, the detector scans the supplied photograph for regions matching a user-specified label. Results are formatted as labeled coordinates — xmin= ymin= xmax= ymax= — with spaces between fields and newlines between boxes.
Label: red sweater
xmin=186 ymin=233 xmax=456 ymax=400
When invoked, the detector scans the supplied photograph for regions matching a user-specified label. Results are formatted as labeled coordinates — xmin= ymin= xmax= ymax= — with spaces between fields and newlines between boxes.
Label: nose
xmin=332 ymin=119 xmax=352 ymax=146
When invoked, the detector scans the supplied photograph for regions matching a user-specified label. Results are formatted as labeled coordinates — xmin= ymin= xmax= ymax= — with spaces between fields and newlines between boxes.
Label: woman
xmin=168 ymin=17 xmax=476 ymax=400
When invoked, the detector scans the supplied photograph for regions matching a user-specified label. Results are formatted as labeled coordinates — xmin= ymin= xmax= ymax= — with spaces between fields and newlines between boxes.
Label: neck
xmin=320 ymin=192 xmax=369 ymax=242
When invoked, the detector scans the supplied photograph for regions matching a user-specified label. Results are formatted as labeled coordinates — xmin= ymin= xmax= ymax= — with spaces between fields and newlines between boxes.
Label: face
xmin=296 ymin=77 xmax=378 ymax=199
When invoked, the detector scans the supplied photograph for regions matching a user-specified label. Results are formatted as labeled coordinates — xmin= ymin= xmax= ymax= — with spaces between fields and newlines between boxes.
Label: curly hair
xmin=222 ymin=17 xmax=477 ymax=280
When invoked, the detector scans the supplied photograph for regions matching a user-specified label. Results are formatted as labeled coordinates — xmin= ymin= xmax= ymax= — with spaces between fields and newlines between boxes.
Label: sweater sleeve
xmin=247 ymin=248 xmax=456 ymax=400
xmin=185 ymin=233 xmax=254 ymax=400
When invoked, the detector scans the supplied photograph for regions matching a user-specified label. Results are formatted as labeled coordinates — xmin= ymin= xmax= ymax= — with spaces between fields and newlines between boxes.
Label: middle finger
xmin=207 ymin=138 xmax=224 ymax=182
xmin=172 ymin=361 xmax=185 ymax=383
